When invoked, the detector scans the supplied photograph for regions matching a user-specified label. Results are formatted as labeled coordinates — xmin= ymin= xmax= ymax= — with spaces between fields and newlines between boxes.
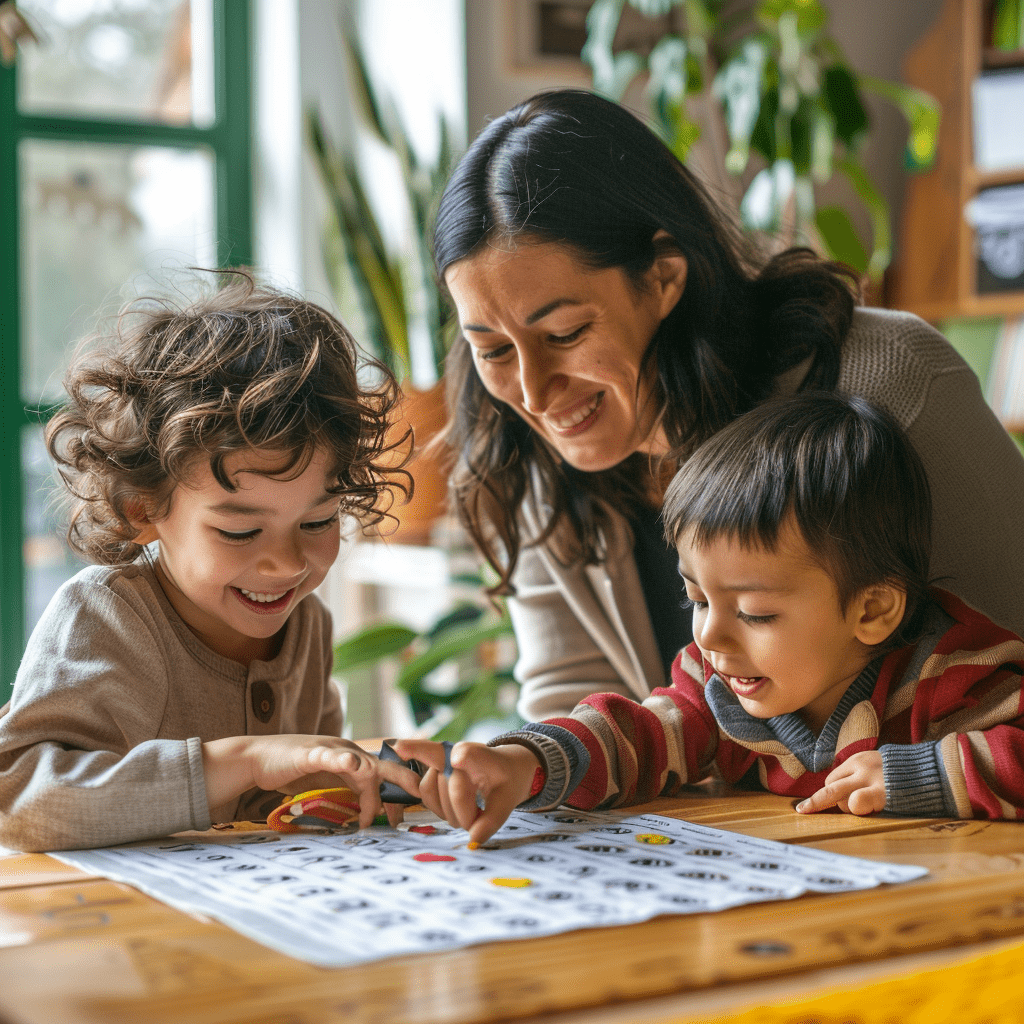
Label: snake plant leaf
xmin=821 ymin=63 xmax=869 ymax=149
xmin=339 ymin=26 xmax=391 ymax=148
xmin=395 ymin=617 xmax=515 ymax=693
xmin=333 ymin=622 xmax=418 ymax=674
xmin=814 ymin=203 xmax=868 ymax=276
xmin=860 ymin=75 xmax=940 ymax=172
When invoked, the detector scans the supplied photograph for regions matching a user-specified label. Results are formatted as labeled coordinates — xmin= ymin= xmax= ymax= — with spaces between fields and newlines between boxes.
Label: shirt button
xmin=251 ymin=680 xmax=275 ymax=723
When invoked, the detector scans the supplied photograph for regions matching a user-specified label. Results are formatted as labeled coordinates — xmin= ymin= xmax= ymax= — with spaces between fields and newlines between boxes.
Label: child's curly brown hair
xmin=45 ymin=270 xmax=410 ymax=565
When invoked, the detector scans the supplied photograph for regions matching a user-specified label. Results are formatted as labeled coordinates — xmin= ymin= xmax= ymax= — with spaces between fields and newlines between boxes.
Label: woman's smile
xmin=445 ymin=240 xmax=686 ymax=472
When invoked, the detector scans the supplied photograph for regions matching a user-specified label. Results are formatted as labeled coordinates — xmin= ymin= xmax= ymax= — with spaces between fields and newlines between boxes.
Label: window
xmin=0 ymin=0 xmax=253 ymax=702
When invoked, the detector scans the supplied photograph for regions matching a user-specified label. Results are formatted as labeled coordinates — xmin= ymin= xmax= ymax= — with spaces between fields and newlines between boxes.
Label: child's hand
xmin=390 ymin=739 xmax=541 ymax=845
xmin=796 ymin=750 xmax=886 ymax=816
xmin=203 ymin=735 xmax=423 ymax=829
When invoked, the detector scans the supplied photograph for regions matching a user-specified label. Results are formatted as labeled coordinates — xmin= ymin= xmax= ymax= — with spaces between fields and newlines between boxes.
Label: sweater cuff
xmin=488 ymin=723 xmax=590 ymax=811
xmin=879 ymin=742 xmax=953 ymax=817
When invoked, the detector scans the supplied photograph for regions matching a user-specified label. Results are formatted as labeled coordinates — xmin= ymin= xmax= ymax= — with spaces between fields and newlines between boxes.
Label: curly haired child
xmin=0 ymin=272 xmax=422 ymax=851
xmin=394 ymin=393 xmax=1024 ymax=841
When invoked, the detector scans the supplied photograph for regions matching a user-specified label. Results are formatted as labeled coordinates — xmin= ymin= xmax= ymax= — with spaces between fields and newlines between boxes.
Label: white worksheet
xmin=54 ymin=809 xmax=927 ymax=967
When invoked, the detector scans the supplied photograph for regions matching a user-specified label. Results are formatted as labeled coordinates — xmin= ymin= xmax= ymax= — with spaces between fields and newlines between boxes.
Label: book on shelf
xmin=987 ymin=315 xmax=1024 ymax=427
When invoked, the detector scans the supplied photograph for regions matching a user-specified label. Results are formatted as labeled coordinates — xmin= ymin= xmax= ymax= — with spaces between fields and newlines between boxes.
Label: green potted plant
xmin=306 ymin=26 xmax=461 ymax=545
xmin=333 ymin=586 xmax=520 ymax=743
xmin=583 ymin=0 xmax=941 ymax=284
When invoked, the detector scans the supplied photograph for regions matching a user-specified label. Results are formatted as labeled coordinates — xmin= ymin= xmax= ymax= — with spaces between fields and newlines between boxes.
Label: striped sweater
xmin=496 ymin=590 xmax=1024 ymax=820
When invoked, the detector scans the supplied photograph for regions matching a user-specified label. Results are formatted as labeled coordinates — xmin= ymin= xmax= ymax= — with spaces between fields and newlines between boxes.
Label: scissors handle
xmin=377 ymin=739 xmax=453 ymax=805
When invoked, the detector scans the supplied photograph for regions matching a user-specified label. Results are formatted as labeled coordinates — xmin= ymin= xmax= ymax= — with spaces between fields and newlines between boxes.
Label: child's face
xmin=676 ymin=516 xmax=875 ymax=734
xmin=137 ymin=447 xmax=342 ymax=664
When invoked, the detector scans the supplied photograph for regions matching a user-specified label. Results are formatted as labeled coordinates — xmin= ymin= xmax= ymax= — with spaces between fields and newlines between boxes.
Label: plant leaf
xmin=821 ymin=63 xmax=869 ymax=149
xmin=814 ymin=204 xmax=868 ymax=275
xmin=836 ymin=156 xmax=891 ymax=279
xmin=395 ymin=618 xmax=515 ymax=692
xmin=860 ymin=75 xmax=940 ymax=172
xmin=333 ymin=622 xmax=417 ymax=674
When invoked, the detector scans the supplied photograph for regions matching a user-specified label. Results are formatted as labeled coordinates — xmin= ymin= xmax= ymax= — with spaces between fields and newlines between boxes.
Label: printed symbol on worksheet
xmin=552 ymin=815 xmax=588 ymax=823
xmin=659 ymin=894 xmax=706 ymax=906
xmin=533 ymin=890 xmax=574 ymax=901
xmin=684 ymin=848 xmax=735 ymax=857
xmin=411 ymin=888 xmax=458 ymax=900
xmin=291 ymin=886 xmax=337 ymax=898
xmin=595 ymin=826 xmax=635 ymax=835
xmin=323 ymin=862 xmax=376 ymax=874
xmin=453 ymin=900 xmax=497 ymax=915
xmin=252 ymin=874 xmax=296 ymax=885
xmin=744 ymin=861 xmax=783 ymax=871
xmin=629 ymin=857 xmax=675 ymax=868
xmin=326 ymin=898 xmax=372 ymax=912
xmin=635 ymin=833 xmax=673 ymax=845
xmin=575 ymin=844 xmax=628 ymax=854
xmin=500 ymin=916 xmax=539 ymax=928
xmin=365 ymin=912 xmax=413 ymax=929
xmin=413 ymin=853 xmax=457 ymax=863
xmin=419 ymin=930 xmax=458 ymax=943
xmin=676 ymin=870 xmax=730 ymax=881
xmin=603 ymin=879 xmax=655 ymax=892
xmin=564 ymin=864 xmax=599 ymax=878
xmin=221 ymin=862 xmax=261 ymax=871
xmin=490 ymin=877 xmax=533 ymax=888
xmin=371 ymin=873 xmax=411 ymax=885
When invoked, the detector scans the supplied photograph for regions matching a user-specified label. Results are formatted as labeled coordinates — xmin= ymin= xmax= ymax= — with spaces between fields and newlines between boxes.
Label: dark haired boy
xmin=395 ymin=393 xmax=1024 ymax=840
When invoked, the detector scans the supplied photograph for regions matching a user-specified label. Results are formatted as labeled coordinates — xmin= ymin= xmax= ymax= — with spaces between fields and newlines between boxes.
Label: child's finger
xmin=796 ymin=776 xmax=856 ymax=813
xmin=447 ymin=768 xmax=483 ymax=833
xmin=467 ymin=790 xmax=517 ymax=846
xmin=390 ymin=738 xmax=449 ymax=774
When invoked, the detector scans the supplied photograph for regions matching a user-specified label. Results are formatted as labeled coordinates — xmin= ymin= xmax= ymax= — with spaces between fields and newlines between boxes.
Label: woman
xmin=434 ymin=88 xmax=1024 ymax=721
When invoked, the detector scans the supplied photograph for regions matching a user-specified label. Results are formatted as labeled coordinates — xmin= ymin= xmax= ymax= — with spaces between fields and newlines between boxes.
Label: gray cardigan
xmin=511 ymin=308 xmax=1024 ymax=720
xmin=0 ymin=560 xmax=341 ymax=851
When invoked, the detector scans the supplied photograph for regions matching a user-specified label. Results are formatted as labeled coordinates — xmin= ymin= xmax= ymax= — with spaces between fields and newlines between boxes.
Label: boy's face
xmin=136 ymin=448 xmax=342 ymax=665
xmin=677 ymin=517 xmax=876 ymax=734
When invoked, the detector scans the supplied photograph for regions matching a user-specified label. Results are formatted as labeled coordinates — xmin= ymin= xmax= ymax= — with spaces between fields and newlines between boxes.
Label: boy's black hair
xmin=662 ymin=392 xmax=933 ymax=652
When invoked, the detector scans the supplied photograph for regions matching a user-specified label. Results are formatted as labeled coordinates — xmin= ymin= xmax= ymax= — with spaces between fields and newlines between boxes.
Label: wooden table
xmin=2 ymin=790 xmax=1024 ymax=1024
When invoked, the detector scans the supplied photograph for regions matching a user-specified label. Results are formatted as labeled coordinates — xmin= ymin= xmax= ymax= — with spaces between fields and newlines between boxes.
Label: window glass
xmin=20 ymin=138 xmax=217 ymax=404
xmin=16 ymin=0 xmax=215 ymax=126
xmin=22 ymin=425 xmax=89 ymax=641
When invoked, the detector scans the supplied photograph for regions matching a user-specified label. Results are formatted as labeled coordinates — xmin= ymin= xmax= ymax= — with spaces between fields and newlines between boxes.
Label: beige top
xmin=511 ymin=308 xmax=1024 ymax=720
xmin=0 ymin=559 xmax=341 ymax=852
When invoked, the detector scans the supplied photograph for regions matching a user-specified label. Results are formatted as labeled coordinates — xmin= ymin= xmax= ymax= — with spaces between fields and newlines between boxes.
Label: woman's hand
xmin=202 ymin=735 xmax=423 ymax=829
xmin=391 ymin=738 xmax=541 ymax=845
xmin=796 ymin=751 xmax=886 ymax=816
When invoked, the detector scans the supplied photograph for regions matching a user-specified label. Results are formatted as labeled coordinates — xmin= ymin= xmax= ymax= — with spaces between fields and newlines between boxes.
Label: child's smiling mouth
xmin=232 ymin=587 xmax=296 ymax=614
xmin=721 ymin=673 xmax=768 ymax=697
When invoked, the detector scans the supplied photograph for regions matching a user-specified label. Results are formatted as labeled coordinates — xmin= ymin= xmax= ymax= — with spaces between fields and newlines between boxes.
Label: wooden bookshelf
xmin=893 ymin=0 xmax=1024 ymax=322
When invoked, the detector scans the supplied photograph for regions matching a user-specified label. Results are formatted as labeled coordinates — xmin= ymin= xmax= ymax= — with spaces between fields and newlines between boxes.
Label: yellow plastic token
xmin=635 ymin=833 xmax=672 ymax=845
xmin=490 ymin=877 xmax=533 ymax=888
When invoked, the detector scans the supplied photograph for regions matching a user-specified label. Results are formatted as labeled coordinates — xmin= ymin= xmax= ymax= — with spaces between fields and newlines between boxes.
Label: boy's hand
xmin=202 ymin=735 xmax=423 ymax=829
xmin=796 ymin=751 xmax=886 ymax=816
xmin=390 ymin=739 xmax=541 ymax=845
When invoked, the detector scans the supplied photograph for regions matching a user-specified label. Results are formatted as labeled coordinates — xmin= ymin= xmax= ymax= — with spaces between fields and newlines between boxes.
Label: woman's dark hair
xmin=434 ymin=88 xmax=859 ymax=593
xmin=46 ymin=269 xmax=409 ymax=565
xmin=663 ymin=392 xmax=933 ymax=654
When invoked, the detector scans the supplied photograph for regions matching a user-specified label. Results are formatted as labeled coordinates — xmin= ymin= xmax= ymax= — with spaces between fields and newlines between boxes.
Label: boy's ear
xmin=126 ymin=499 xmax=158 ymax=546
xmin=852 ymin=584 xmax=906 ymax=647
xmin=649 ymin=229 xmax=688 ymax=319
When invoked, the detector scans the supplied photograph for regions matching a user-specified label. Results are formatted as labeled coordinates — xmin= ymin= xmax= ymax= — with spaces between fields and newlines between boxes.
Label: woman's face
xmin=445 ymin=239 xmax=687 ymax=472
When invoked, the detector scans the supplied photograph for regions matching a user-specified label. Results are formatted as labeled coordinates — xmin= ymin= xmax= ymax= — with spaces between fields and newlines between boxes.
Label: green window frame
xmin=0 ymin=0 xmax=253 ymax=703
